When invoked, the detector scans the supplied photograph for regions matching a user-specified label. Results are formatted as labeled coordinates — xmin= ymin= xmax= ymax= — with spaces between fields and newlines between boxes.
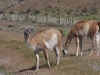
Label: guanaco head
xmin=24 ymin=27 xmax=36 ymax=36
xmin=62 ymin=31 xmax=73 ymax=57
xmin=23 ymin=27 xmax=36 ymax=42
xmin=62 ymin=46 xmax=68 ymax=57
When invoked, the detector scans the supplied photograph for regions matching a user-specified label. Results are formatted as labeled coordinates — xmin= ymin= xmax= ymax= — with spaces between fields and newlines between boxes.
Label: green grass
xmin=0 ymin=38 xmax=35 ymax=74
xmin=0 ymin=39 xmax=35 ymax=60
xmin=51 ymin=56 xmax=100 ymax=75
xmin=39 ymin=55 xmax=100 ymax=75
xmin=83 ymin=47 xmax=96 ymax=52
xmin=56 ymin=28 xmax=68 ymax=36
xmin=0 ymin=65 xmax=13 ymax=75
xmin=0 ymin=25 xmax=100 ymax=75
xmin=1 ymin=41 xmax=100 ymax=75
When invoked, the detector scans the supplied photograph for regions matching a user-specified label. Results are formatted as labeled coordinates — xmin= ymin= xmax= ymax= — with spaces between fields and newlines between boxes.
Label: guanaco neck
xmin=24 ymin=33 xmax=36 ymax=47
xmin=24 ymin=33 xmax=31 ymax=44
xmin=65 ymin=32 xmax=72 ymax=47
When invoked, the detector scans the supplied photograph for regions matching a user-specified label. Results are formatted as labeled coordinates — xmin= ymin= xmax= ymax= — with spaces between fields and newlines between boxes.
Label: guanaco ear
xmin=23 ymin=27 xmax=26 ymax=30
xmin=29 ymin=26 xmax=36 ymax=32
xmin=62 ymin=45 xmax=68 ymax=57
xmin=31 ymin=27 xmax=36 ymax=32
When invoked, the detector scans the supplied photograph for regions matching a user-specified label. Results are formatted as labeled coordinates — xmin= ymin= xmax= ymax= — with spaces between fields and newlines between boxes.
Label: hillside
xmin=0 ymin=0 xmax=100 ymax=14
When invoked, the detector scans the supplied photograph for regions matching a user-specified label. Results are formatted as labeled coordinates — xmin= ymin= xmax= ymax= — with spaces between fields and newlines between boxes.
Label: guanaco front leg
xmin=75 ymin=37 xmax=79 ymax=56
xmin=79 ymin=36 xmax=83 ymax=56
xmin=95 ymin=33 xmax=100 ymax=56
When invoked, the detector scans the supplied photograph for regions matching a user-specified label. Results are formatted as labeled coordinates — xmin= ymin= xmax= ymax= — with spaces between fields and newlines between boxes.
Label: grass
xmin=0 ymin=38 xmax=35 ymax=60
xmin=56 ymin=28 xmax=68 ymax=36
xmin=37 ymin=55 xmax=100 ymax=75
xmin=0 ymin=65 xmax=6 ymax=73
xmin=0 ymin=26 xmax=2 ymax=30
xmin=0 ymin=31 xmax=36 ymax=75
xmin=1 ymin=39 xmax=100 ymax=75
xmin=50 ymin=56 xmax=100 ymax=75
xmin=0 ymin=22 xmax=100 ymax=75
xmin=0 ymin=65 xmax=13 ymax=75
xmin=83 ymin=47 xmax=97 ymax=52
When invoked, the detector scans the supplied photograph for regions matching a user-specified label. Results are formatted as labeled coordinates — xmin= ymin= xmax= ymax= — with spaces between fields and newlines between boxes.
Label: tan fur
xmin=65 ymin=20 xmax=100 ymax=56
xmin=28 ymin=29 xmax=62 ymax=47
xmin=24 ymin=29 xmax=63 ymax=70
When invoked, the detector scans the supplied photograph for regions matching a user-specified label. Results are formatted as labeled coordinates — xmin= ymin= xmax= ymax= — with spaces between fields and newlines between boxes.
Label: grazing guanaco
xmin=63 ymin=20 xmax=100 ymax=56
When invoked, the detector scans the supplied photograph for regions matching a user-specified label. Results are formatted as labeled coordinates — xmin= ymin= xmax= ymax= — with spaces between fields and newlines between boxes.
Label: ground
xmin=0 ymin=20 xmax=100 ymax=75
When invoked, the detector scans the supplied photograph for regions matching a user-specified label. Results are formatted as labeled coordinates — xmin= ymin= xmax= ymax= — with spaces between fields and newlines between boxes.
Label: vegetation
xmin=0 ymin=0 xmax=100 ymax=75
xmin=0 ymin=10 xmax=4 ymax=14
xmin=13 ymin=7 xmax=100 ymax=21
xmin=9 ymin=11 xmax=15 ymax=14
xmin=0 ymin=26 xmax=2 ymax=30
xmin=0 ymin=20 xmax=100 ymax=75
xmin=56 ymin=28 xmax=68 ymax=36
xmin=0 ymin=0 xmax=100 ymax=21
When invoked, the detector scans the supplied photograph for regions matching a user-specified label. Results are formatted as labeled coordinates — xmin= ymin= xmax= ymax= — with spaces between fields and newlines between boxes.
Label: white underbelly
xmin=43 ymin=34 xmax=57 ymax=50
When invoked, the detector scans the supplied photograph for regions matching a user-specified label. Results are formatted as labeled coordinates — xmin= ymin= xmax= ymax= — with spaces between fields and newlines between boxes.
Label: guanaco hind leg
xmin=43 ymin=48 xmax=51 ymax=68
xmin=54 ymin=46 xmax=61 ymax=65
xmin=95 ymin=33 xmax=100 ymax=56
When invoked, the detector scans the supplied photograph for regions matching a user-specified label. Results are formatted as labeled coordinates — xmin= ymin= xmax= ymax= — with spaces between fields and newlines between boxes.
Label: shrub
xmin=7 ymin=25 xmax=13 ymax=28
xmin=0 ymin=10 xmax=4 ymax=14
xmin=33 ymin=9 xmax=40 ymax=15
xmin=90 ymin=7 xmax=98 ymax=14
xmin=67 ymin=10 xmax=72 ymax=14
xmin=9 ymin=11 xmax=14 ymax=14
xmin=52 ymin=7 xmax=59 ymax=13
xmin=18 ymin=11 xmax=26 ymax=14
xmin=26 ymin=9 xmax=31 ymax=14
xmin=81 ymin=7 xmax=88 ymax=13
xmin=0 ymin=26 xmax=2 ymax=30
